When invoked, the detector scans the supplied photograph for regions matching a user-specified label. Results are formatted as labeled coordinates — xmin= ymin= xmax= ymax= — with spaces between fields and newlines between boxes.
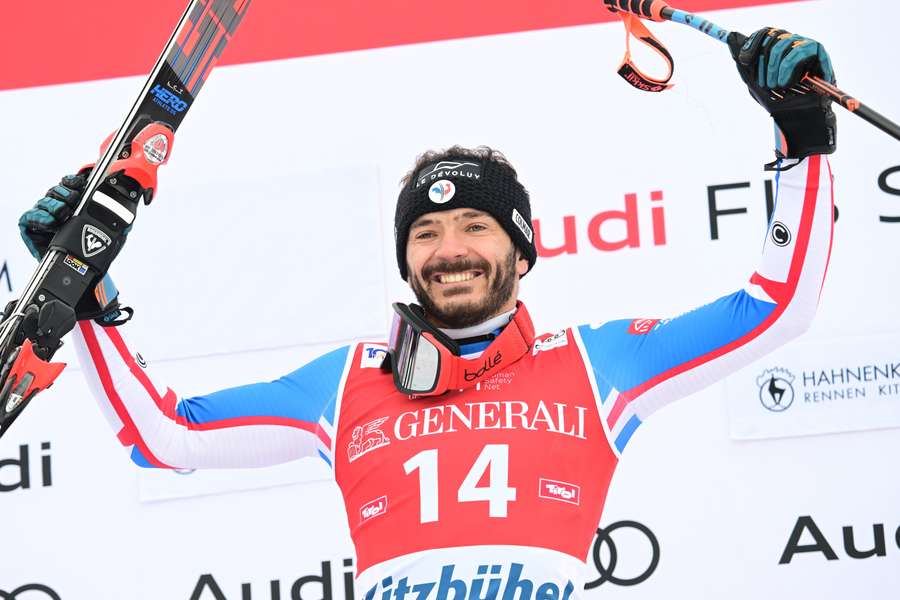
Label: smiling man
xmin=16 ymin=27 xmax=838 ymax=599
xmin=401 ymin=155 xmax=532 ymax=331
xmin=406 ymin=206 xmax=525 ymax=329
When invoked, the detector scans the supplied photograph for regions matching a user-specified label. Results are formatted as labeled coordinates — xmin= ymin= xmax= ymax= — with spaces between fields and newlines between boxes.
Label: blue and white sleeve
xmin=72 ymin=319 xmax=353 ymax=469
xmin=577 ymin=155 xmax=833 ymax=453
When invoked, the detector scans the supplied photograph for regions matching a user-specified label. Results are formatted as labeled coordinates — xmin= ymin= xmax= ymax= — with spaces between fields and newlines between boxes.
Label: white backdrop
xmin=1 ymin=1 xmax=899 ymax=599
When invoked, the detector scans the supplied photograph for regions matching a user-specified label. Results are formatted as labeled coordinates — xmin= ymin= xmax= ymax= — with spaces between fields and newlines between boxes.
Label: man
xmin=17 ymin=28 xmax=836 ymax=598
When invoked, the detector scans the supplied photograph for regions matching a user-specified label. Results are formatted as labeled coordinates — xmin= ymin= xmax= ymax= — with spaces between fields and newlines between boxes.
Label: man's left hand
xmin=728 ymin=27 xmax=837 ymax=161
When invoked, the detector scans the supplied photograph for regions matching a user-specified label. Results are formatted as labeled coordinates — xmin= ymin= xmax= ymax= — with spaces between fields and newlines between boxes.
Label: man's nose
xmin=434 ymin=229 xmax=468 ymax=260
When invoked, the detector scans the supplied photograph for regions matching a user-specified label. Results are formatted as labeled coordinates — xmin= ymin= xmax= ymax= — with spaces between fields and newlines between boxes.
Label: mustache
xmin=421 ymin=258 xmax=491 ymax=281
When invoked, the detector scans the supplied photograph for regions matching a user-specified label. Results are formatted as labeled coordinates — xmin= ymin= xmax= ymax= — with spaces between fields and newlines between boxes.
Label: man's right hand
xmin=18 ymin=173 xmax=88 ymax=260
xmin=17 ymin=172 xmax=129 ymax=325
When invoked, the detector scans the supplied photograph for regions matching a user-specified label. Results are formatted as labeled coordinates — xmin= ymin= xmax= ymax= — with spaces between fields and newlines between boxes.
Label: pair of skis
xmin=0 ymin=0 xmax=253 ymax=437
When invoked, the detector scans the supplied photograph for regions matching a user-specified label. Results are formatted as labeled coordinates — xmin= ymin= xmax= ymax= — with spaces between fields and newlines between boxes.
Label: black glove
xmin=17 ymin=173 xmax=131 ymax=325
xmin=728 ymin=28 xmax=836 ymax=162
xmin=19 ymin=174 xmax=88 ymax=260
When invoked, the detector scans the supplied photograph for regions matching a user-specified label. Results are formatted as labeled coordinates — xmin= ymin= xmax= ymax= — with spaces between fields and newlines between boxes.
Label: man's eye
xmin=467 ymin=223 xmax=487 ymax=232
xmin=415 ymin=231 xmax=436 ymax=240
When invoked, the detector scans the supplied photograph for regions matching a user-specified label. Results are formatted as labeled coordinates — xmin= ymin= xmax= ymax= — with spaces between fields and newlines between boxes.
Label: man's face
xmin=406 ymin=208 xmax=529 ymax=329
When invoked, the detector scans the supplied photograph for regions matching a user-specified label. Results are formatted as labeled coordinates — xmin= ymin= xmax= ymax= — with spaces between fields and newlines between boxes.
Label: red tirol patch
xmin=538 ymin=478 xmax=581 ymax=505
xmin=360 ymin=495 xmax=388 ymax=524
xmin=628 ymin=319 xmax=659 ymax=335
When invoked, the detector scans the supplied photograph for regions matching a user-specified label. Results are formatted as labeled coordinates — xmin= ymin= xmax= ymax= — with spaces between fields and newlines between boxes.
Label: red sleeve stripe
xmin=749 ymin=272 xmax=790 ymax=305
xmin=819 ymin=159 xmax=836 ymax=302
xmin=606 ymin=155 xmax=825 ymax=429
xmin=78 ymin=321 xmax=172 ymax=469
xmin=101 ymin=324 xmax=330 ymax=446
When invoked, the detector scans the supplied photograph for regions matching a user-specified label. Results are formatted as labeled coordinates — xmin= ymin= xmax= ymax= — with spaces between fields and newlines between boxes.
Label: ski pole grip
xmin=603 ymin=0 xmax=671 ymax=22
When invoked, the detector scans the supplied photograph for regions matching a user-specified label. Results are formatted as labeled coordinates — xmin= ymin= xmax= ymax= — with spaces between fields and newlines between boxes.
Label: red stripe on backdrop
xmin=1 ymin=0 xmax=800 ymax=91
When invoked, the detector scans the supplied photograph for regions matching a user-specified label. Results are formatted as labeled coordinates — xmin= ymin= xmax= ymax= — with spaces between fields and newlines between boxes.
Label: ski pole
xmin=604 ymin=0 xmax=900 ymax=143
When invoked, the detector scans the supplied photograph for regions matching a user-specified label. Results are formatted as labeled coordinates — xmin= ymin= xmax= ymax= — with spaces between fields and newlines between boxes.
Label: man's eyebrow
xmin=410 ymin=211 xmax=489 ymax=230
xmin=410 ymin=218 xmax=435 ymax=230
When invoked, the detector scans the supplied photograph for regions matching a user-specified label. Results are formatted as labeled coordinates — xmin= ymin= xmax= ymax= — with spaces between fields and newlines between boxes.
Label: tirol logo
xmin=628 ymin=319 xmax=659 ymax=335
xmin=757 ymin=368 xmax=796 ymax=412
xmin=142 ymin=133 xmax=169 ymax=165
xmin=585 ymin=521 xmax=661 ymax=588
xmin=770 ymin=221 xmax=792 ymax=247
xmin=149 ymin=83 xmax=188 ymax=114
xmin=347 ymin=417 xmax=391 ymax=462
xmin=360 ymin=495 xmax=388 ymax=523
xmin=0 ymin=583 xmax=61 ymax=599
xmin=429 ymin=180 xmax=456 ymax=204
xmin=81 ymin=225 xmax=111 ymax=258
xmin=416 ymin=161 xmax=482 ymax=188
xmin=539 ymin=478 xmax=580 ymax=505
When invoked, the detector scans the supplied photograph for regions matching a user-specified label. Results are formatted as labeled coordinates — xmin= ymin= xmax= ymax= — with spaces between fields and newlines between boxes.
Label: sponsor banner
xmin=725 ymin=334 xmax=900 ymax=439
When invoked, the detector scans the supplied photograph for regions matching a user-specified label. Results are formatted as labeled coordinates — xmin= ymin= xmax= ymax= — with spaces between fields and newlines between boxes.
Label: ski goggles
xmin=387 ymin=301 xmax=535 ymax=397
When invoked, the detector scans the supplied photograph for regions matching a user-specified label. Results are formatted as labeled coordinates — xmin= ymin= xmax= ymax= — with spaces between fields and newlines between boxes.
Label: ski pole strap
xmin=615 ymin=13 xmax=675 ymax=92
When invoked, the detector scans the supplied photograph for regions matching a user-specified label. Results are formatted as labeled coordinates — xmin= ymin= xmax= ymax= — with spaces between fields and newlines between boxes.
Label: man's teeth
xmin=439 ymin=272 xmax=477 ymax=284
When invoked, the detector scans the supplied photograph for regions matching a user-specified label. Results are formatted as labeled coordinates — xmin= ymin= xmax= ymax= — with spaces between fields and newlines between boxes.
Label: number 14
xmin=403 ymin=444 xmax=517 ymax=523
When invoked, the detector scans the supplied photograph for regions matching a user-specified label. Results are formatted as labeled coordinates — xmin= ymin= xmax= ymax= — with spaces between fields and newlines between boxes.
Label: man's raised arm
xmin=578 ymin=155 xmax=832 ymax=452
xmin=575 ymin=28 xmax=837 ymax=453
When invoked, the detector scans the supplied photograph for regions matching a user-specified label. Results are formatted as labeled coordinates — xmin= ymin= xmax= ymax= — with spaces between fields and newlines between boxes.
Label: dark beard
xmin=409 ymin=248 xmax=518 ymax=329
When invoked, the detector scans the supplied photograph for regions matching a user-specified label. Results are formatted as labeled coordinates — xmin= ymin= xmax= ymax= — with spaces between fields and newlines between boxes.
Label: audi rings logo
xmin=585 ymin=520 xmax=660 ymax=588
xmin=0 ymin=583 xmax=61 ymax=600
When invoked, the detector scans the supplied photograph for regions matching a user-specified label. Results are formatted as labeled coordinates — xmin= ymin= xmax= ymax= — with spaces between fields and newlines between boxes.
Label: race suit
xmin=73 ymin=157 xmax=833 ymax=598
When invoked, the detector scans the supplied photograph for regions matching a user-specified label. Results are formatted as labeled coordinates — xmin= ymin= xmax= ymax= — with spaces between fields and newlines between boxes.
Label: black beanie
xmin=394 ymin=156 xmax=537 ymax=280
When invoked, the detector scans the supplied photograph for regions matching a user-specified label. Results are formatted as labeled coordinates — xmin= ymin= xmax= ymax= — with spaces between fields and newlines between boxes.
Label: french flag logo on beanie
xmin=429 ymin=180 xmax=456 ymax=204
